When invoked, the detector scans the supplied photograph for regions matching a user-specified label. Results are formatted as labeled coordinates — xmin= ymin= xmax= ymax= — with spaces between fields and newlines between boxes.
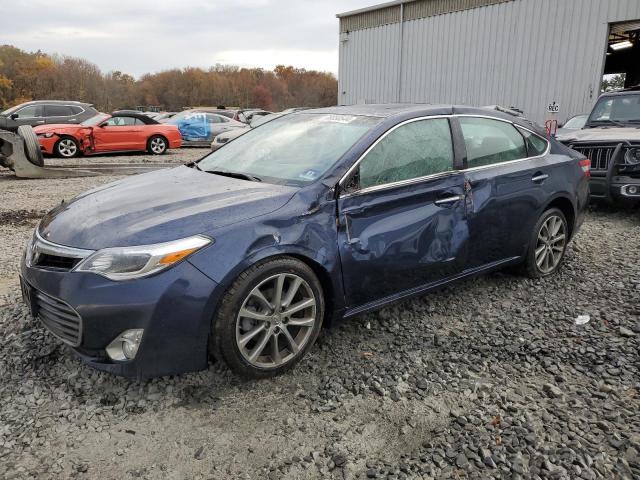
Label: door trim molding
xmin=342 ymin=256 xmax=520 ymax=318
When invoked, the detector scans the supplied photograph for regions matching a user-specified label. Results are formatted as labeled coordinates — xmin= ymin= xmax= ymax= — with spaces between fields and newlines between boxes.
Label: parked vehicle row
xmin=20 ymin=104 xmax=590 ymax=379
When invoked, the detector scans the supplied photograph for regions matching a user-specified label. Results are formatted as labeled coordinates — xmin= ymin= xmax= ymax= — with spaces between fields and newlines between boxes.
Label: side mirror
xmin=10 ymin=113 xmax=18 ymax=120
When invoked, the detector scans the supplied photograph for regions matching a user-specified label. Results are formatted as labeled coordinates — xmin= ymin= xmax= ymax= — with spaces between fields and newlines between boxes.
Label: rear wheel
xmin=17 ymin=125 xmax=44 ymax=166
xmin=524 ymin=208 xmax=568 ymax=278
xmin=55 ymin=137 xmax=79 ymax=158
xmin=211 ymin=257 xmax=324 ymax=378
xmin=147 ymin=135 xmax=167 ymax=155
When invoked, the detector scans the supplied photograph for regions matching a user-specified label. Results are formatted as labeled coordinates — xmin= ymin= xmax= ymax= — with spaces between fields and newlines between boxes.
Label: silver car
xmin=211 ymin=113 xmax=282 ymax=151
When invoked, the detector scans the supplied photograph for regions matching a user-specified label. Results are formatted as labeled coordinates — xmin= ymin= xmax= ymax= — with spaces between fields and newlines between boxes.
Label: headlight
xmin=74 ymin=235 xmax=212 ymax=281
xmin=37 ymin=132 xmax=55 ymax=138
xmin=625 ymin=148 xmax=640 ymax=165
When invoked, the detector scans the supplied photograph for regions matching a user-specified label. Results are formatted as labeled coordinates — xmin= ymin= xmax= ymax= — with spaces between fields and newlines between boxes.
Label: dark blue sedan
xmin=20 ymin=105 xmax=590 ymax=379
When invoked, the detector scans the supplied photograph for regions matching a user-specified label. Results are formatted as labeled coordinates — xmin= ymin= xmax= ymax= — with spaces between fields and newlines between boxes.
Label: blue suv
xmin=20 ymin=105 xmax=590 ymax=379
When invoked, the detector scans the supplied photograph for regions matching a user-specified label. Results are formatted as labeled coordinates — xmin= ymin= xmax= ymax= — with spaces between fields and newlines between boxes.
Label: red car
xmin=34 ymin=111 xmax=182 ymax=158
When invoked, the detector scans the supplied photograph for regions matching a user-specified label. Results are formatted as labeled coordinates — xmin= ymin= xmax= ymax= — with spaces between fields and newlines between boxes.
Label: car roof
xmin=301 ymin=104 xmax=544 ymax=133
xmin=110 ymin=110 xmax=160 ymax=125
xmin=598 ymin=89 xmax=640 ymax=97
xmin=23 ymin=100 xmax=94 ymax=106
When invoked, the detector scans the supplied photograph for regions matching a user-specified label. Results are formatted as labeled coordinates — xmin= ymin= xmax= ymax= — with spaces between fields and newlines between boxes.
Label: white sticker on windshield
xmin=320 ymin=115 xmax=359 ymax=124
xmin=299 ymin=169 xmax=319 ymax=181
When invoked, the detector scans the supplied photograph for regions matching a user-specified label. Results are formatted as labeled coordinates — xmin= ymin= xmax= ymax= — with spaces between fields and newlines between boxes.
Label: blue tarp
xmin=173 ymin=113 xmax=211 ymax=142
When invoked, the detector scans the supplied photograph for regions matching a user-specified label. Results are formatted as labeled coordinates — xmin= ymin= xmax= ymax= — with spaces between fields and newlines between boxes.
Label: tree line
xmin=0 ymin=45 xmax=338 ymax=113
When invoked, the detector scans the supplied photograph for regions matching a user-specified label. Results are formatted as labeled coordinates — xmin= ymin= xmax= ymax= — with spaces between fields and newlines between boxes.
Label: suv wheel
xmin=525 ymin=208 xmax=568 ymax=278
xmin=211 ymin=257 xmax=324 ymax=378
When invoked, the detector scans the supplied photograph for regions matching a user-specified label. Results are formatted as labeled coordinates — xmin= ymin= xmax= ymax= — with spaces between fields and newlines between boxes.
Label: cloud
xmin=2 ymin=0 xmax=372 ymax=77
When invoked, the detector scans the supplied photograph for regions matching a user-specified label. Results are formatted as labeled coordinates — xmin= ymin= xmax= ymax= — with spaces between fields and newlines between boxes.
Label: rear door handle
xmin=532 ymin=173 xmax=549 ymax=183
xmin=435 ymin=194 xmax=464 ymax=206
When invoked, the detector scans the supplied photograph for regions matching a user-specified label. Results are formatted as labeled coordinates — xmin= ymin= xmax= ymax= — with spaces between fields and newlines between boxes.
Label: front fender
xmin=187 ymin=201 xmax=345 ymax=315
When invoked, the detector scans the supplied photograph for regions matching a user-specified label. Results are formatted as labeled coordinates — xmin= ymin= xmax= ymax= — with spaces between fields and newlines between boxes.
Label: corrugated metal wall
xmin=338 ymin=0 xmax=640 ymax=124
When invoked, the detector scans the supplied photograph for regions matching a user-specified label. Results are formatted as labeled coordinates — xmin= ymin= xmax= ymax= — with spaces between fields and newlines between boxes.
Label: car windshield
xmin=589 ymin=95 xmax=640 ymax=125
xmin=81 ymin=114 xmax=110 ymax=126
xmin=1 ymin=104 xmax=23 ymax=115
xmin=563 ymin=115 xmax=587 ymax=129
xmin=197 ymin=113 xmax=380 ymax=186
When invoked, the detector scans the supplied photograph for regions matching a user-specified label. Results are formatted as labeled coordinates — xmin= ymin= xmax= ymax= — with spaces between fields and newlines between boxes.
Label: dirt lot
xmin=0 ymin=151 xmax=639 ymax=479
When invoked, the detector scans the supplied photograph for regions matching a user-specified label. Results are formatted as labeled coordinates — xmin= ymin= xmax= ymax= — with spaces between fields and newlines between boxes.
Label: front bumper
xmin=20 ymin=259 xmax=221 ymax=379
xmin=589 ymin=173 xmax=640 ymax=202
xmin=37 ymin=136 xmax=57 ymax=155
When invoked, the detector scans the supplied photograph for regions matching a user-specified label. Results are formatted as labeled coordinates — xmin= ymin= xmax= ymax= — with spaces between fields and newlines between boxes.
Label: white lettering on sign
xmin=547 ymin=102 xmax=560 ymax=114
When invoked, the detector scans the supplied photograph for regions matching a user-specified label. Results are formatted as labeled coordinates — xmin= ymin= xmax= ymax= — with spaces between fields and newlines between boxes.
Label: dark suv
xmin=557 ymin=88 xmax=640 ymax=206
xmin=0 ymin=100 xmax=99 ymax=132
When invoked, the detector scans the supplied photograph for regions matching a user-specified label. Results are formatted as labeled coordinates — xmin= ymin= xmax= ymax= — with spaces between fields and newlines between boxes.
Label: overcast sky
xmin=2 ymin=0 xmax=373 ymax=77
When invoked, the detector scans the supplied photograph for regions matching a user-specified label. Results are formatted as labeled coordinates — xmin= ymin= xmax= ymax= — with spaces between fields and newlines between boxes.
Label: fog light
xmin=106 ymin=329 xmax=144 ymax=361
xmin=627 ymin=185 xmax=638 ymax=195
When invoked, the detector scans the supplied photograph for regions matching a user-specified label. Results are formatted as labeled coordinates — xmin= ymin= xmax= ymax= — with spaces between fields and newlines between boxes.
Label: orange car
xmin=34 ymin=111 xmax=182 ymax=158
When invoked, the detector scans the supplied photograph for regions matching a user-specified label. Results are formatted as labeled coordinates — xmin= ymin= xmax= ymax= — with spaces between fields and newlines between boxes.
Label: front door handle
xmin=532 ymin=173 xmax=549 ymax=183
xmin=434 ymin=194 xmax=464 ymax=206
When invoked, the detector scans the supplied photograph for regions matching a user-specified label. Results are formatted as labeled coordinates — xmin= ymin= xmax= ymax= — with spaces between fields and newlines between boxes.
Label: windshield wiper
xmin=589 ymin=119 xmax=626 ymax=128
xmin=207 ymin=170 xmax=262 ymax=182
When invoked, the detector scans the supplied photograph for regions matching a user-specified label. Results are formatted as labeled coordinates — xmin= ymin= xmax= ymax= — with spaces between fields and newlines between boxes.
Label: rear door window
xmin=459 ymin=117 xmax=527 ymax=168
xmin=45 ymin=105 xmax=74 ymax=117
xmin=356 ymin=118 xmax=454 ymax=189
xmin=517 ymin=127 xmax=548 ymax=157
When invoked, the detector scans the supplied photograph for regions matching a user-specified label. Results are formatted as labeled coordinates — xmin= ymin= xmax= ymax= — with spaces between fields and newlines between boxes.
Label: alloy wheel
xmin=58 ymin=139 xmax=77 ymax=157
xmin=534 ymin=215 xmax=566 ymax=274
xmin=235 ymin=273 xmax=317 ymax=369
xmin=150 ymin=137 xmax=166 ymax=154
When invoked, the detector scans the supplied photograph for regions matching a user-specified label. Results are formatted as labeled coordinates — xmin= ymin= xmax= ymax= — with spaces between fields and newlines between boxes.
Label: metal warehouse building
xmin=337 ymin=0 xmax=640 ymax=124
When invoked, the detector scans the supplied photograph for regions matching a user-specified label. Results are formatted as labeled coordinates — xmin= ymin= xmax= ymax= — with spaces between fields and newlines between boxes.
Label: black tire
xmin=17 ymin=125 xmax=44 ymax=166
xmin=524 ymin=208 xmax=568 ymax=278
xmin=54 ymin=136 xmax=80 ymax=158
xmin=211 ymin=256 xmax=324 ymax=379
xmin=147 ymin=135 xmax=168 ymax=155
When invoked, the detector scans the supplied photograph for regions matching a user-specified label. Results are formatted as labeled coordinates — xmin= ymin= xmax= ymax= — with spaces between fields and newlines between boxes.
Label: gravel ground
xmin=0 ymin=154 xmax=639 ymax=479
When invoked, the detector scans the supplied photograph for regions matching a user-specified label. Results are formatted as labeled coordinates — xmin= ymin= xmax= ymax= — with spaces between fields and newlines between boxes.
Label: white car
xmin=211 ymin=113 xmax=283 ymax=151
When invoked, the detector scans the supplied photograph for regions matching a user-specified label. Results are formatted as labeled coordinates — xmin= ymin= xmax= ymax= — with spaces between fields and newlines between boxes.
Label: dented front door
xmin=337 ymin=173 xmax=468 ymax=309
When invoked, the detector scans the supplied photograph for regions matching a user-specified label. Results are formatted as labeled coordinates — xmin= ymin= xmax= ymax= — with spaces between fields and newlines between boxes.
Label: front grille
xmin=35 ymin=253 xmax=81 ymax=270
xmin=27 ymin=231 xmax=93 ymax=272
xmin=34 ymin=289 xmax=82 ymax=346
xmin=570 ymin=144 xmax=618 ymax=171
xmin=570 ymin=143 xmax=640 ymax=172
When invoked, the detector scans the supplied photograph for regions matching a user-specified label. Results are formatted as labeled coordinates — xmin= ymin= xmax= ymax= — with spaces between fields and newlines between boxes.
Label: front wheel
xmin=55 ymin=137 xmax=79 ymax=158
xmin=147 ymin=135 xmax=168 ymax=155
xmin=211 ymin=257 xmax=324 ymax=378
xmin=524 ymin=208 xmax=568 ymax=278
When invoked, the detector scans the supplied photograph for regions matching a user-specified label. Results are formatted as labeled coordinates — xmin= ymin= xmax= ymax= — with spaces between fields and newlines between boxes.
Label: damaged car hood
xmin=557 ymin=127 xmax=640 ymax=144
xmin=39 ymin=166 xmax=298 ymax=249
xmin=33 ymin=124 xmax=87 ymax=134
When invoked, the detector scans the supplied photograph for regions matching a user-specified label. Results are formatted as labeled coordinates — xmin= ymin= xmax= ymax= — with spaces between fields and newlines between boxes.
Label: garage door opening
xmin=603 ymin=20 xmax=640 ymax=90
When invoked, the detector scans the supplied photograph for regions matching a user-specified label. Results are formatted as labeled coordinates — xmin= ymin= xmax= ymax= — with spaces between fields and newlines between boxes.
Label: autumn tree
xmin=0 ymin=45 xmax=338 ymax=112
